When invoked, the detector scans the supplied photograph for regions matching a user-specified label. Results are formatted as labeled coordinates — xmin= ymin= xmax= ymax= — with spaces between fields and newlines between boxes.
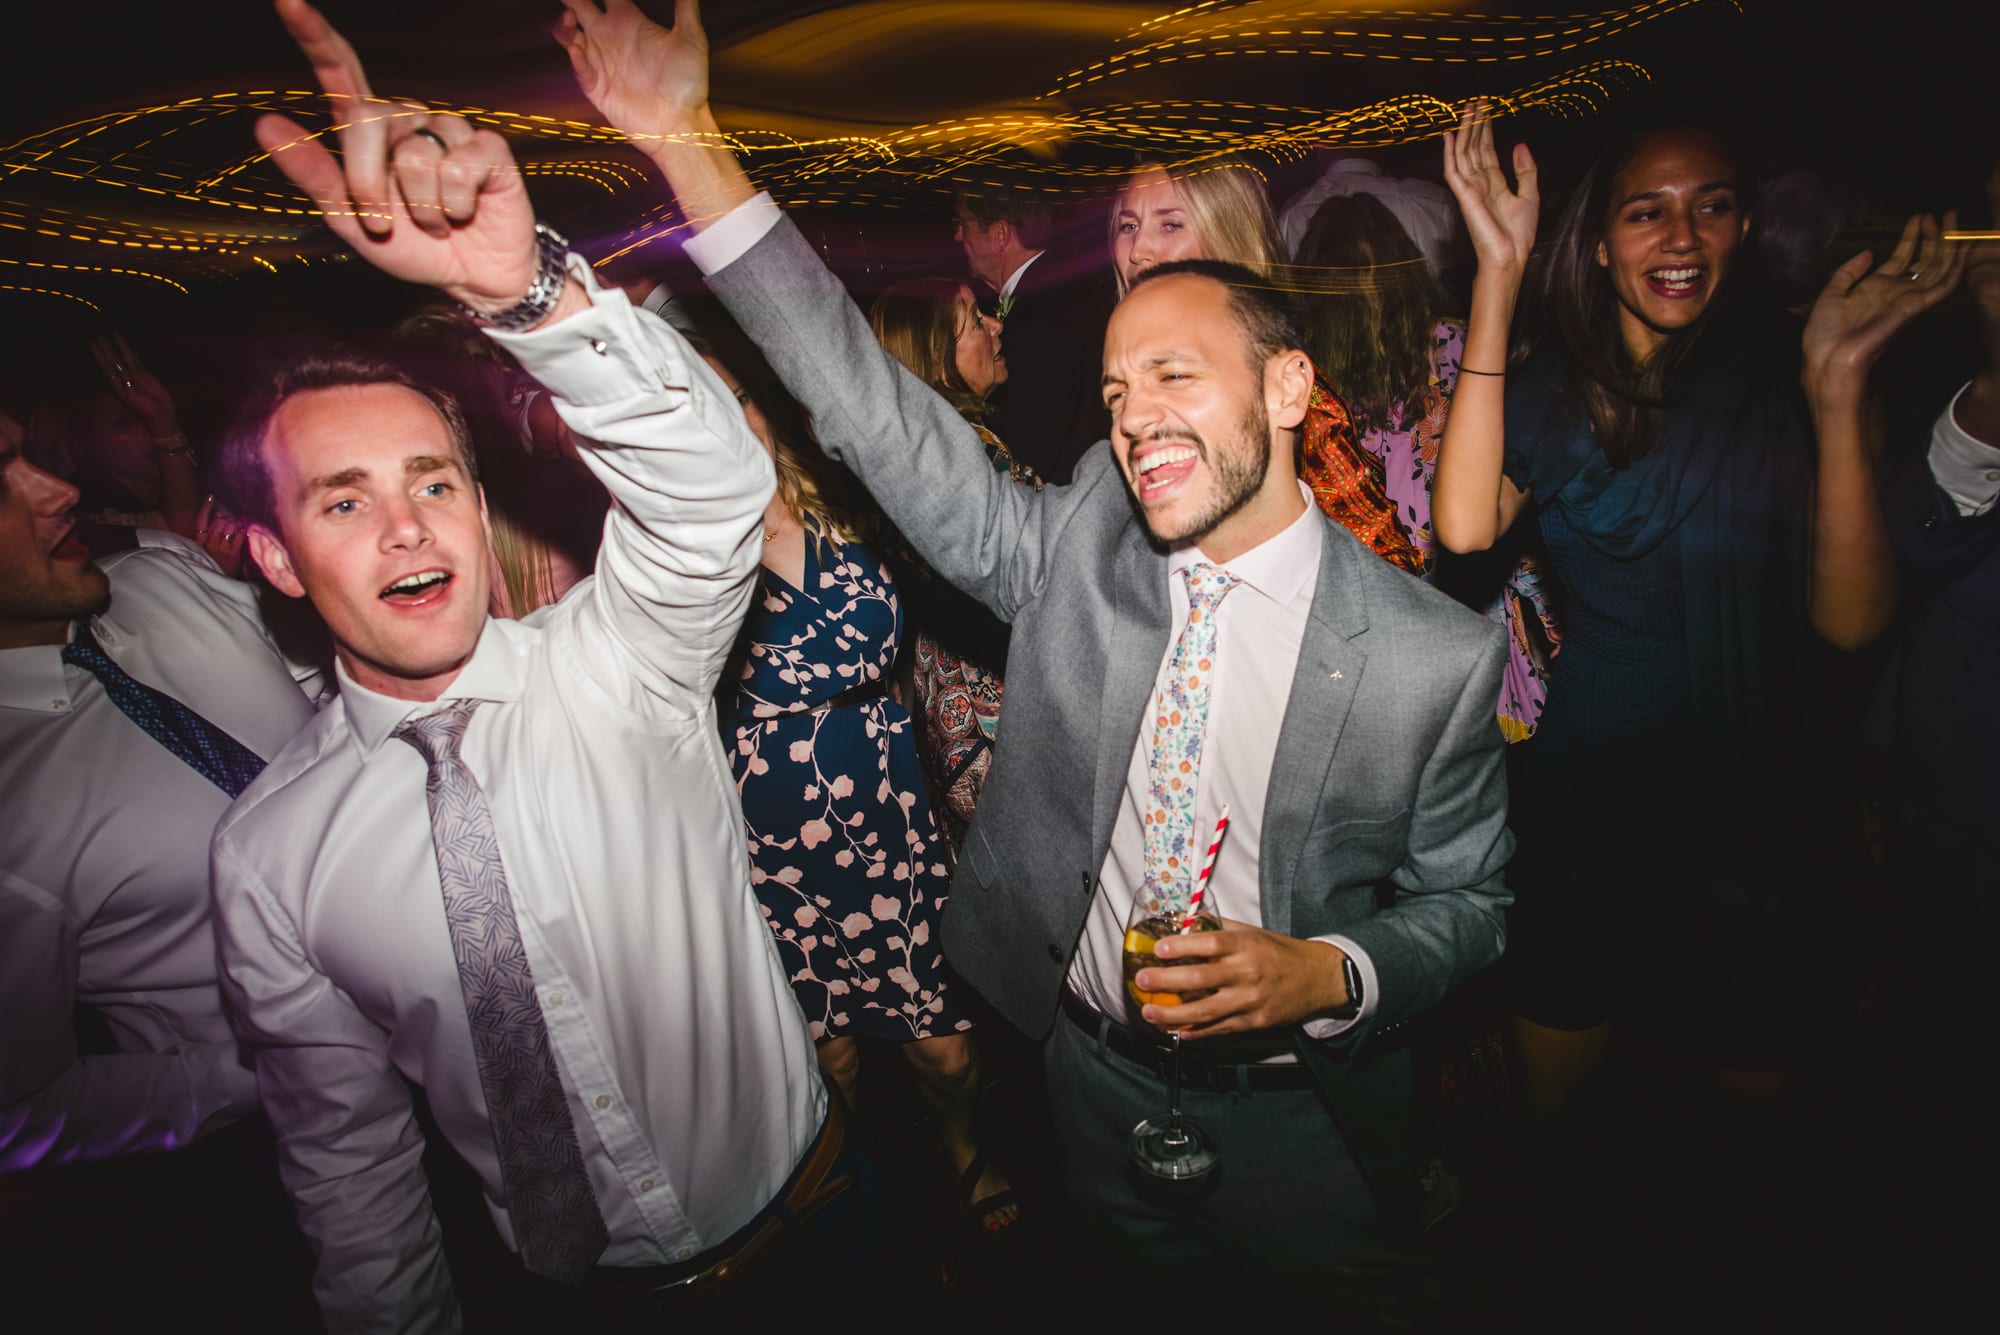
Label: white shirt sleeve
xmin=1300 ymin=934 xmax=1380 ymax=1040
xmin=0 ymin=873 xmax=258 ymax=1170
xmin=487 ymin=257 xmax=776 ymax=718
xmin=680 ymin=193 xmax=786 ymax=277
xmin=1927 ymin=383 xmax=2000 ymax=517
xmin=210 ymin=839 xmax=461 ymax=1334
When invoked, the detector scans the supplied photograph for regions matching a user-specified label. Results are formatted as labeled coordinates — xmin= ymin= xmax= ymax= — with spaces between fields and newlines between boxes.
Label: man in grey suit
xmin=558 ymin=0 xmax=1512 ymax=1276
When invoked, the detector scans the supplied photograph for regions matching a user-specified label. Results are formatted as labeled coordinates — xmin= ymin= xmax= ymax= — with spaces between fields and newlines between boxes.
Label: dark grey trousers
xmin=1043 ymin=1008 xmax=1382 ymax=1276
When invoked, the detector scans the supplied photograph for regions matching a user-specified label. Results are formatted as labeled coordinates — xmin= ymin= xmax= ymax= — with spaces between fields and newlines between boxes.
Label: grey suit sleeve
xmin=702 ymin=213 xmax=1113 ymax=622
xmin=1334 ymin=628 xmax=1513 ymax=1043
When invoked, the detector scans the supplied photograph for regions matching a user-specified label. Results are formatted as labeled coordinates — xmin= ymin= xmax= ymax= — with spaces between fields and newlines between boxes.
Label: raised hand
xmin=556 ymin=0 xmax=712 ymax=144
xmin=1803 ymin=211 xmax=1966 ymax=403
xmin=1441 ymin=98 xmax=1539 ymax=277
xmin=254 ymin=0 xmax=538 ymax=313
xmin=89 ymin=333 xmax=178 ymax=437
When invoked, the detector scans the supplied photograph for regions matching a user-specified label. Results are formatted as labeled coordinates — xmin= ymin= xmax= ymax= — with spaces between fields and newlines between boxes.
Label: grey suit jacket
xmin=707 ymin=213 xmax=1513 ymax=1225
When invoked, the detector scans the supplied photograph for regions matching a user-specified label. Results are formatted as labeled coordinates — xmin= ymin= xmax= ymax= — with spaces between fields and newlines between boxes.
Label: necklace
xmin=763 ymin=526 xmax=780 ymax=543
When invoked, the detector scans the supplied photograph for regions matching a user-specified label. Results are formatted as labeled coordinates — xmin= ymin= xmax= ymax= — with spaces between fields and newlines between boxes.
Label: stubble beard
xmin=3 ymin=561 xmax=110 ymax=631
xmin=1130 ymin=397 xmax=1273 ymax=549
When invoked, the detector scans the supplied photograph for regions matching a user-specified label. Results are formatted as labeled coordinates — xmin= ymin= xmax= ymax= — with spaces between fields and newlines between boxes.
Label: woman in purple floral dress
xmin=707 ymin=351 xmax=1018 ymax=1235
xmin=1298 ymin=192 xmax=1558 ymax=741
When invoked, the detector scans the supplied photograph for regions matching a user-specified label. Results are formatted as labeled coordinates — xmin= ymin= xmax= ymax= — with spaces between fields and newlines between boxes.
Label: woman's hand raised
xmin=1442 ymin=98 xmax=1540 ymax=279
xmin=1803 ymin=211 xmax=1966 ymax=408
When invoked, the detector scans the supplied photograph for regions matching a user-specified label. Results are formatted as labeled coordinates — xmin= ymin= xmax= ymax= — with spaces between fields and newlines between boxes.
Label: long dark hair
xmin=1295 ymin=193 xmax=1452 ymax=431
xmin=1525 ymin=125 xmax=1749 ymax=467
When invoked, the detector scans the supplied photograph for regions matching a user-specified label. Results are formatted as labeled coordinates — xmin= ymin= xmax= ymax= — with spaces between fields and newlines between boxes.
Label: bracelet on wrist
xmin=461 ymin=223 xmax=573 ymax=333
xmin=1458 ymin=366 xmax=1506 ymax=377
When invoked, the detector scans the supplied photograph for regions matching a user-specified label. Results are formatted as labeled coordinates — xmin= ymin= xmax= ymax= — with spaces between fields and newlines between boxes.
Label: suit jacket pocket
xmin=1299 ymin=807 xmax=1414 ymax=881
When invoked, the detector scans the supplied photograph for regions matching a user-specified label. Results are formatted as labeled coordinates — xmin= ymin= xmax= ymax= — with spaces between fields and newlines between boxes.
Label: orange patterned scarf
xmin=1298 ymin=372 xmax=1424 ymax=575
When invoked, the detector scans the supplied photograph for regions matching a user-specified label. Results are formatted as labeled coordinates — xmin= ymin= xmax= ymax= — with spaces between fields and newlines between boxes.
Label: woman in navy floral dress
xmin=706 ymin=351 xmax=1017 ymax=1234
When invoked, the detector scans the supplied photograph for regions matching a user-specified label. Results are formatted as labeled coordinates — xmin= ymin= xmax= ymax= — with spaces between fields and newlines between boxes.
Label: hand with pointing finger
xmin=255 ymin=0 xmax=555 ymax=318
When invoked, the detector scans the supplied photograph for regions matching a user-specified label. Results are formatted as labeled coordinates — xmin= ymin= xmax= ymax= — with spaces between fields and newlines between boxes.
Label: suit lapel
xmin=1261 ymin=521 xmax=1370 ymax=934
xmin=1094 ymin=526 xmax=1172 ymax=856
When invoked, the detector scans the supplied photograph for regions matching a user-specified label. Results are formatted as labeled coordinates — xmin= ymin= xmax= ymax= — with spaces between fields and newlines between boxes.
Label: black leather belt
xmin=1059 ymin=988 xmax=1315 ymax=1092
xmin=585 ymin=1094 xmax=851 ymax=1302
xmin=802 ymin=678 xmax=890 ymax=717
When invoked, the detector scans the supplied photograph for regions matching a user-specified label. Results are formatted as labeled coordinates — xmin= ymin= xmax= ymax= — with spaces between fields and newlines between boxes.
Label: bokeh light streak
xmin=1 ymin=3 xmax=1711 ymax=305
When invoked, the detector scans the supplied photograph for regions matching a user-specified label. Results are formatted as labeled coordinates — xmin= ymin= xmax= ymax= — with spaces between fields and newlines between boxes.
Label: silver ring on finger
xmin=1906 ymin=269 xmax=1923 ymax=281
xmin=409 ymin=127 xmax=449 ymax=155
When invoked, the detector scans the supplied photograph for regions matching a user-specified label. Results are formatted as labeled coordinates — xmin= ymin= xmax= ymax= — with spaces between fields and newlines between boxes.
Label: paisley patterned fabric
xmin=727 ymin=535 xmax=970 ymax=1042
xmin=395 ymin=700 xmax=609 ymax=1283
xmin=1138 ymin=564 xmax=1242 ymax=918
xmin=1299 ymin=374 xmax=1426 ymax=575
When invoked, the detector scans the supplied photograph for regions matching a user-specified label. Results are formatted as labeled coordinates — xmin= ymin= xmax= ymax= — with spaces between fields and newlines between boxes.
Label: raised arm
xmin=554 ymin=0 xmax=1098 ymax=621
xmin=1434 ymin=100 xmax=1536 ymax=553
xmin=263 ymin=0 xmax=770 ymax=712
xmin=1800 ymin=211 xmax=1967 ymax=648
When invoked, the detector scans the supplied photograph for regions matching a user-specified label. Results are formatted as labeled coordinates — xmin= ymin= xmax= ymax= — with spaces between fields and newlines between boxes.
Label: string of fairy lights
xmin=0 ymin=0 xmax=1728 ymax=312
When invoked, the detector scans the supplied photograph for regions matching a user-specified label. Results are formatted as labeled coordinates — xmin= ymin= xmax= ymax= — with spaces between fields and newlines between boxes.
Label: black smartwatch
xmin=1327 ymin=951 xmax=1364 ymax=1019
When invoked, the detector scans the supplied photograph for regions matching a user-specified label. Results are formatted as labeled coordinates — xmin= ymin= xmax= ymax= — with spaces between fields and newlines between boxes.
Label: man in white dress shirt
xmin=209 ymin=4 xmax=857 ymax=1328
xmin=0 ymin=406 xmax=320 ymax=1319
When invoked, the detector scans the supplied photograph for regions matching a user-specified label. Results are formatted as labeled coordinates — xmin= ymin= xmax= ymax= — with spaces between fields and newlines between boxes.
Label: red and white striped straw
xmin=1178 ymin=804 xmax=1231 ymax=933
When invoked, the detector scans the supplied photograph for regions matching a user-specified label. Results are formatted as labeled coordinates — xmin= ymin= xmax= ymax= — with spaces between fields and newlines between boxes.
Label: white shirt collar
xmin=338 ymin=617 xmax=529 ymax=756
xmin=998 ymin=251 xmax=1044 ymax=302
xmin=1168 ymin=481 xmax=1322 ymax=607
xmin=0 ymin=641 xmax=69 ymax=713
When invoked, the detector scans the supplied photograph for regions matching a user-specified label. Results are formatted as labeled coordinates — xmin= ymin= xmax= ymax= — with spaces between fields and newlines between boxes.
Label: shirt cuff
xmin=1929 ymin=383 xmax=2000 ymax=517
xmin=681 ymin=192 xmax=784 ymax=277
xmin=484 ymin=254 xmax=682 ymax=409
xmin=1299 ymin=934 xmax=1379 ymax=1040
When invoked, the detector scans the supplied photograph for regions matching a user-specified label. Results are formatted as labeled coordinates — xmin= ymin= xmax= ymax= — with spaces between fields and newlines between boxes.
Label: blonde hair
xmin=1111 ymin=160 xmax=1285 ymax=294
xmin=488 ymin=511 xmax=563 ymax=619
xmin=770 ymin=429 xmax=851 ymax=542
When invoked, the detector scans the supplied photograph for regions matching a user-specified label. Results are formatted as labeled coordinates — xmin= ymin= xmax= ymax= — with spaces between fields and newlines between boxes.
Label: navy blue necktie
xmin=62 ymin=620 xmax=267 ymax=799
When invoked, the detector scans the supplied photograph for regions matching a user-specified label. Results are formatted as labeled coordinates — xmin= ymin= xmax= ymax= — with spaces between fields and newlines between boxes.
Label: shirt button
xmin=675 ymin=1247 xmax=693 ymax=1261
xmin=639 ymin=1178 xmax=654 ymax=1193
xmin=594 ymin=1094 xmax=610 ymax=1110
xmin=1985 ymin=471 xmax=1999 ymax=481
xmin=589 ymin=338 xmax=608 ymax=355
xmin=1046 ymin=943 xmax=1063 ymax=964
xmin=548 ymin=991 xmax=566 ymax=1007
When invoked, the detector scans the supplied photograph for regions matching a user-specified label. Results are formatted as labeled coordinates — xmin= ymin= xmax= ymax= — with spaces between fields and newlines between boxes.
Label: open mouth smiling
xmin=1645 ymin=265 xmax=1709 ymax=299
xmin=380 ymin=569 xmax=453 ymax=607
xmin=1131 ymin=442 xmax=1201 ymax=499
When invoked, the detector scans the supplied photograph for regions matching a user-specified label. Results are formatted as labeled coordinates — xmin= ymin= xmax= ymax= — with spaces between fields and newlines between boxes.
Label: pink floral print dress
xmin=726 ymin=532 xmax=971 ymax=1042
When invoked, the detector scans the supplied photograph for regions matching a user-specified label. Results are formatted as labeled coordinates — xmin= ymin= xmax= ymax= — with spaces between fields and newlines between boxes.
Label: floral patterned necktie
xmin=395 ymin=700 xmax=609 ymax=1283
xmin=1140 ymin=563 xmax=1242 ymax=916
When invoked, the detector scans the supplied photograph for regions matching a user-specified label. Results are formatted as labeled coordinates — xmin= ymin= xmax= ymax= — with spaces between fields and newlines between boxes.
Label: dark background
xmin=2 ymin=0 xmax=1990 ymax=429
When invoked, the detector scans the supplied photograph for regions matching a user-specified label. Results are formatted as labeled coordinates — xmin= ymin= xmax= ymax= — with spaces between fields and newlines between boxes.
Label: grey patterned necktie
xmin=395 ymin=699 xmax=609 ymax=1283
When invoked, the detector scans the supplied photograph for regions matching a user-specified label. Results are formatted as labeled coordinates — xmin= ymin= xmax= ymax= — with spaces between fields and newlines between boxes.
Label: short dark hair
xmin=1126 ymin=258 xmax=1308 ymax=375
xmin=220 ymin=352 xmax=479 ymax=533
xmin=957 ymin=190 xmax=1055 ymax=252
